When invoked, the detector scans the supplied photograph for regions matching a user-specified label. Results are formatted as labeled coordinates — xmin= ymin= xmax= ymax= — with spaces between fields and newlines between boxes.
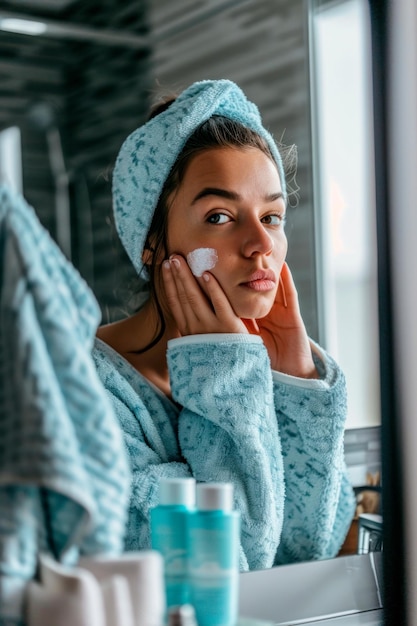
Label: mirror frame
xmin=369 ymin=0 xmax=406 ymax=621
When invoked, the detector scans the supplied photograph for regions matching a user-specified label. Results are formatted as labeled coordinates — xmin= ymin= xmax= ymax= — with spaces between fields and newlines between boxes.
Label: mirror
xmin=0 ymin=0 xmax=381 ymax=568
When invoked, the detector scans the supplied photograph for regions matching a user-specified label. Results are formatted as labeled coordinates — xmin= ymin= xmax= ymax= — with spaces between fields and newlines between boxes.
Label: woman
xmin=93 ymin=79 xmax=355 ymax=571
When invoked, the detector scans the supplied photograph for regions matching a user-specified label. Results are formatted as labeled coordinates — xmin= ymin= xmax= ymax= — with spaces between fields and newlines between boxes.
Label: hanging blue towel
xmin=0 ymin=185 xmax=130 ymax=624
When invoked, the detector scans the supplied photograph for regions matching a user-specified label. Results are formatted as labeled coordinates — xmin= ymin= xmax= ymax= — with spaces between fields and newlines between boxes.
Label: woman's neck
xmin=97 ymin=299 xmax=179 ymax=398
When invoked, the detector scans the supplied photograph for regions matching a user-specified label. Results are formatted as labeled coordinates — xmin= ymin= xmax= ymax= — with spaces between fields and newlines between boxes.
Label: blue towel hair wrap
xmin=112 ymin=79 xmax=287 ymax=277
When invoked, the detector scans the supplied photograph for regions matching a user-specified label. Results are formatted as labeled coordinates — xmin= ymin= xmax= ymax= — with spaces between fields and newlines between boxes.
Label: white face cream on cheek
xmin=186 ymin=247 xmax=218 ymax=277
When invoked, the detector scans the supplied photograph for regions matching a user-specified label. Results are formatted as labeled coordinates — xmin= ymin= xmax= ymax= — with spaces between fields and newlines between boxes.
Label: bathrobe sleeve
xmin=272 ymin=346 xmax=356 ymax=564
xmin=168 ymin=334 xmax=285 ymax=572
xmin=168 ymin=335 xmax=355 ymax=569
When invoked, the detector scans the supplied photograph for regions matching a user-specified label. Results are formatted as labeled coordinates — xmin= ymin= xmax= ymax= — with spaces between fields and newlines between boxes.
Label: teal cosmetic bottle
xmin=188 ymin=482 xmax=241 ymax=626
xmin=150 ymin=477 xmax=196 ymax=609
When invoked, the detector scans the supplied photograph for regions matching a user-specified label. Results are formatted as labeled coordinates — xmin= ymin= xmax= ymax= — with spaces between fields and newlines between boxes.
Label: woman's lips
xmin=240 ymin=269 xmax=277 ymax=291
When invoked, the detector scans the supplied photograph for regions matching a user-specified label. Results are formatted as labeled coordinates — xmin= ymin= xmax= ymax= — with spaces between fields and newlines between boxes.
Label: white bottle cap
xmin=159 ymin=477 xmax=196 ymax=507
xmin=196 ymin=482 xmax=234 ymax=511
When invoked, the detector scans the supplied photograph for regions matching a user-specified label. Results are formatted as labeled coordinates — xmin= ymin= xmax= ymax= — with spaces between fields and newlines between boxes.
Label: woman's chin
xmin=233 ymin=301 xmax=274 ymax=321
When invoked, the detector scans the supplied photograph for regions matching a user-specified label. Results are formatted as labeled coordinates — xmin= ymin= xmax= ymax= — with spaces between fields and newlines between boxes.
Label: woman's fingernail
xmin=202 ymin=272 xmax=210 ymax=282
xmin=163 ymin=260 xmax=170 ymax=270
xmin=170 ymin=257 xmax=180 ymax=269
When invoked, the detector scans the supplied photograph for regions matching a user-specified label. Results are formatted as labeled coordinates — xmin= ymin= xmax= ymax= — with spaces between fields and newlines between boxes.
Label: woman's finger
xmin=163 ymin=254 xmax=248 ymax=335
xmin=278 ymin=262 xmax=300 ymax=311
xmin=163 ymin=255 xmax=221 ymax=334
xmin=202 ymin=272 xmax=248 ymax=333
xmin=169 ymin=257 xmax=204 ymax=320
xmin=162 ymin=258 xmax=188 ymax=330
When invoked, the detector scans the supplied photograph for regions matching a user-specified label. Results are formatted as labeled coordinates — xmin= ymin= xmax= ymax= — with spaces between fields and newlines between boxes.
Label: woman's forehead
xmin=180 ymin=146 xmax=282 ymax=193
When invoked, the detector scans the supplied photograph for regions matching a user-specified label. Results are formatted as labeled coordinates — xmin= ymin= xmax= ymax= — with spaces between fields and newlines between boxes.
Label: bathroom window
xmin=0 ymin=125 xmax=23 ymax=194
xmin=310 ymin=0 xmax=380 ymax=429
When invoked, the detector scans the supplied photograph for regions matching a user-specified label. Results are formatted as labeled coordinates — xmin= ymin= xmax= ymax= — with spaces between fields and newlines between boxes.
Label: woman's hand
xmin=162 ymin=255 xmax=248 ymax=336
xmin=244 ymin=263 xmax=318 ymax=378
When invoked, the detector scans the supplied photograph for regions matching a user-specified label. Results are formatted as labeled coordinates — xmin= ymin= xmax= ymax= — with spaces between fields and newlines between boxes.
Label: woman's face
xmin=166 ymin=146 xmax=288 ymax=320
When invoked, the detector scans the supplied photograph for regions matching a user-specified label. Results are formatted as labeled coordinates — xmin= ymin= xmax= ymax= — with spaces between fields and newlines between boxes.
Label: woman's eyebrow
xmin=266 ymin=192 xmax=285 ymax=202
xmin=191 ymin=187 xmax=284 ymax=204
xmin=191 ymin=187 xmax=240 ymax=204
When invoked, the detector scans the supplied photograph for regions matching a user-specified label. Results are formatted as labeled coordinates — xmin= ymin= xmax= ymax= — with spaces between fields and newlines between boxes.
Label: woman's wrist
xmin=271 ymin=359 xmax=319 ymax=379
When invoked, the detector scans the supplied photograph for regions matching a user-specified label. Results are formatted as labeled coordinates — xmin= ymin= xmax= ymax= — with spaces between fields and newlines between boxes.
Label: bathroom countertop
xmin=291 ymin=608 xmax=383 ymax=625
xmin=238 ymin=609 xmax=383 ymax=626
xmin=239 ymin=553 xmax=383 ymax=626
xmin=288 ymin=609 xmax=384 ymax=626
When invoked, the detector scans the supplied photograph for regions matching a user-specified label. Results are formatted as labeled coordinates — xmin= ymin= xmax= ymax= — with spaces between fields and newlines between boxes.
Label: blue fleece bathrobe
xmin=93 ymin=332 xmax=356 ymax=572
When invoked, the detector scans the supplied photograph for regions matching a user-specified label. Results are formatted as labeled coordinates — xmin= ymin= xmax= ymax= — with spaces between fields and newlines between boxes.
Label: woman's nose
xmin=240 ymin=220 xmax=274 ymax=257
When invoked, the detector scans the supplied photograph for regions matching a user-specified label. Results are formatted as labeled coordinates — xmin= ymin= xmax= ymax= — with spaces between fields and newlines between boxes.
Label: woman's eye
xmin=261 ymin=214 xmax=286 ymax=226
xmin=207 ymin=213 xmax=231 ymax=224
